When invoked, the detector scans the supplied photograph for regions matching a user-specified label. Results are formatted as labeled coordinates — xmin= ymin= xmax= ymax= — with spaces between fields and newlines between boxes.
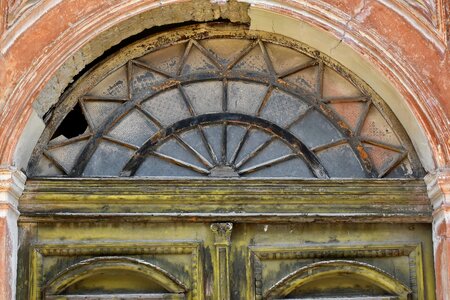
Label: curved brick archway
xmin=0 ymin=0 xmax=449 ymax=299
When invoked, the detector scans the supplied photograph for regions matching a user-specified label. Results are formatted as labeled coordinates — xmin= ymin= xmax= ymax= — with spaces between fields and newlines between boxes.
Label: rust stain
xmin=151 ymin=79 xmax=179 ymax=91
xmin=357 ymin=144 xmax=369 ymax=160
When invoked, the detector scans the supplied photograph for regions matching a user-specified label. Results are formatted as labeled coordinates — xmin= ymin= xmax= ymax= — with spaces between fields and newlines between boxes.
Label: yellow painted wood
xmin=18 ymin=222 xmax=435 ymax=299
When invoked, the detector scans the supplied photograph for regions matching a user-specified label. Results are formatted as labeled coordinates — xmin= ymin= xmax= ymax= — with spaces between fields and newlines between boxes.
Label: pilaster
xmin=0 ymin=167 xmax=26 ymax=300
xmin=425 ymin=169 xmax=450 ymax=300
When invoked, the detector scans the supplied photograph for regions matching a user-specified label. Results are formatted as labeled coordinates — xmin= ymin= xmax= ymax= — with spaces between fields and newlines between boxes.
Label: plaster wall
xmin=0 ymin=0 xmax=449 ymax=299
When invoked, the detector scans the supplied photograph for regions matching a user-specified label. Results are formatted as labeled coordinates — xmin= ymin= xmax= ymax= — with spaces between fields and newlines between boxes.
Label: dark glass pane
xmin=48 ymin=140 xmax=87 ymax=173
xmin=135 ymin=156 xmax=200 ymax=177
xmin=260 ymin=89 xmax=309 ymax=127
xmin=243 ymin=157 xmax=313 ymax=178
xmin=184 ymin=81 xmax=223 ymax=114
xmin=290 ymin=110 xmax=342 ymax=148
xmin=238 ymin=139 xmax=292 ymax=169
xmin=317 ymin=143 xmax=366 ymax=178
xmin=157 ymin=138 xmax=206 ymax=169
xmin=141 ymin=88 xmax=191 ymax=126
xmin=227 ymin=81 xmax=267 ymax=115
xmin=83 ymin=141 xmax=134 ymax=176
xmin=108 ymin=109 xmax=158 ymax=147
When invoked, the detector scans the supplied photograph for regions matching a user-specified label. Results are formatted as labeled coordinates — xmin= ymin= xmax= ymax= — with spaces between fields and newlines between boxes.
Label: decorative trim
xmin=211 ymin=223 xmax=233 ymax=300
xmin=264 ymin=260 xmax=412 ymax=299
xmin=425 ymin=169 xmax=450 ymax=210
xmin=29 ymin=241 xmax=203 ymax=300
xmin=43 ymin=256 xmax=188 ymax=296
xmin=211 ymin=223 xmax=233 ymax=245
xmin=0 ymin=166 xmax=25 ymax=300
xmin=0 ymin=166 xmax=26 ymax=212
xmin=248 ymin=243 xmax=425 ymax=299
xmin=6 ymin=0 xmax=41 ymax=28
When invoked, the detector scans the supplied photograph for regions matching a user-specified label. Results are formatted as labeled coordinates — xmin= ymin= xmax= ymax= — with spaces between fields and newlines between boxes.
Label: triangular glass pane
xmin=322 ymin=67 xmax=361 ymax=99
xmin=157 ymin=138 xmax=206 ymax=169
xmin=139 ymin=42 xmax=186 ymax=76
xmin=360 ymin=106 xmax=401 ymax=146
xmin=265 ymin=43 xmax=311 ymax=75
xmin=132 ymin=63 xmax=168 ymax=100
xmin=180 ymin=129 xmax=215 ymax=164
xmin=327 ymin=101 xmax=366 ymax=131
xmin=83 ymin=100 xmax=122 ymax=129
xmin=385 ymin=159 xmax=414 ymax=178
xmin=108 ymin=109 xmax=158 ymax=147
xmin=202 ymin=125 xmax=223 ymax=163
xmin=235 ymin=129 xmax=271 ymax=165
xmin=242 ymin=157 xmax=313 ymax=178
xmin=316 ymin=143 xmax=366 ymax=178
xmin=88 ymin=65 xmax=128 ymax=98
xmin=363 ymin=142 xmax=401 ymax=175
xmin=283 ymin=65 xmax=318 ymax=94
xmin=260 ymin=89 xmax=309 ymax=128
xmin=181 ymin=45 xmax=220 ymax=75
xmin=48 ymin=140 xmax=88 ymax=173
xmin=199 ymin=39 xmax=251 ymax=66
xmin=290 ymin=110 xmax=342 ymax=149
xmin=34 ymin=156 xmax=64 ymax=176
xmin=83 ymin=141 xmax=134 ymax=176
xmin=239 ymin=139 xmax=293 ymax=169
xmin=232 ymin=44 xmax=269 ymax=74
xmin=226 ymin=125 xmax=247 ymax=163
xmin=135 ymin=155 xmax=201 ymax=177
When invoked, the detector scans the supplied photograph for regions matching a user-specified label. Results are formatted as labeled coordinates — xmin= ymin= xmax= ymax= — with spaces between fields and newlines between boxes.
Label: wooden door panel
xmin=230 ymin=223 xmax=433 ymax=300
xmin=20 ymin=223 xmax=208 ymax=300
xmin=18 ymin=222 xmax=434 ymax=300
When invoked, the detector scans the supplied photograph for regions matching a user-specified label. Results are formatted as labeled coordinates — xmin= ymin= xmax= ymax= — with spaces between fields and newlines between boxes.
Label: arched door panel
xmin=43 ymin=257 xmax=187 ymax=299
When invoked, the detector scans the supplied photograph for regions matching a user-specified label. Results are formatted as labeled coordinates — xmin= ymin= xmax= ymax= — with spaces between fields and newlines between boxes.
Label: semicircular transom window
xmin=28 ymin=24 xmax=423 ymax=179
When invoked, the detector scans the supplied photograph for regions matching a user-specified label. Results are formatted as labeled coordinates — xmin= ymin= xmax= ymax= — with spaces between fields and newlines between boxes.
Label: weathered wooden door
xmin=18 ymin=24 xmax=435 ymax=299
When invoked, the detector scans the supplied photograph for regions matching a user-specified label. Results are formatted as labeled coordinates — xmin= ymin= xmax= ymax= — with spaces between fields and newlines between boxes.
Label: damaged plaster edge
xmin=246 ymin=7 xmax=435 ymax=172
xmin=12 ymin=109 xmax=45 ymax=171
xmin=425 ymin=169 xmax=450 ymax=210
xmin=0 ymin=166 xmax=26 ymax=300
xmin=31 ymin=0 xmax=251 ymax=118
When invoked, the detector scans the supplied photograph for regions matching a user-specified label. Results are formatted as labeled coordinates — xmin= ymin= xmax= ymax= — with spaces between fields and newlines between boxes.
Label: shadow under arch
xmin=43 ymin=256 xmax=188 ymax=297
xmin=264 ymin=260 xmax=412 ymax=300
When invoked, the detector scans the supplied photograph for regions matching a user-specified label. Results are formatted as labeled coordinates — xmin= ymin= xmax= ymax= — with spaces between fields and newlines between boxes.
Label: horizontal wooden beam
xmin=20 ymin=178 xmax=431 ymax=223
xmin=45 ymin=293 xmax=185 ymax=299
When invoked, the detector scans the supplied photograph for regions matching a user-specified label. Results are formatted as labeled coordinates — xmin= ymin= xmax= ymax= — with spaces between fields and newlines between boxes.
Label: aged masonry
xmin=0 ymin=0 xmax=449 ymax=299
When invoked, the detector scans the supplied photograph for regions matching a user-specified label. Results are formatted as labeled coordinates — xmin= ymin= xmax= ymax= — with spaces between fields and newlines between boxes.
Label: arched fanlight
xmin=28 ymin=24 xmax=423 ymax=179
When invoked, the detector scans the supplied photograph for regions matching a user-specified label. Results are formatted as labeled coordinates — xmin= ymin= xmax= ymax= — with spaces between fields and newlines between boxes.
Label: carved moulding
xmin=6 ymin=0 xmax=40 ymax=28
xmin=28 ymin=241 xmax=203 ymax=300
xmin=211 ymin=222 xmax=233 ymax=300
xmin=248 ymin=243 xmax=426 ymax=299
xmin=378 ymin=0 xmax=448 ymax=46
xmin=44 ymin=257 xmax=188 ymax=299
